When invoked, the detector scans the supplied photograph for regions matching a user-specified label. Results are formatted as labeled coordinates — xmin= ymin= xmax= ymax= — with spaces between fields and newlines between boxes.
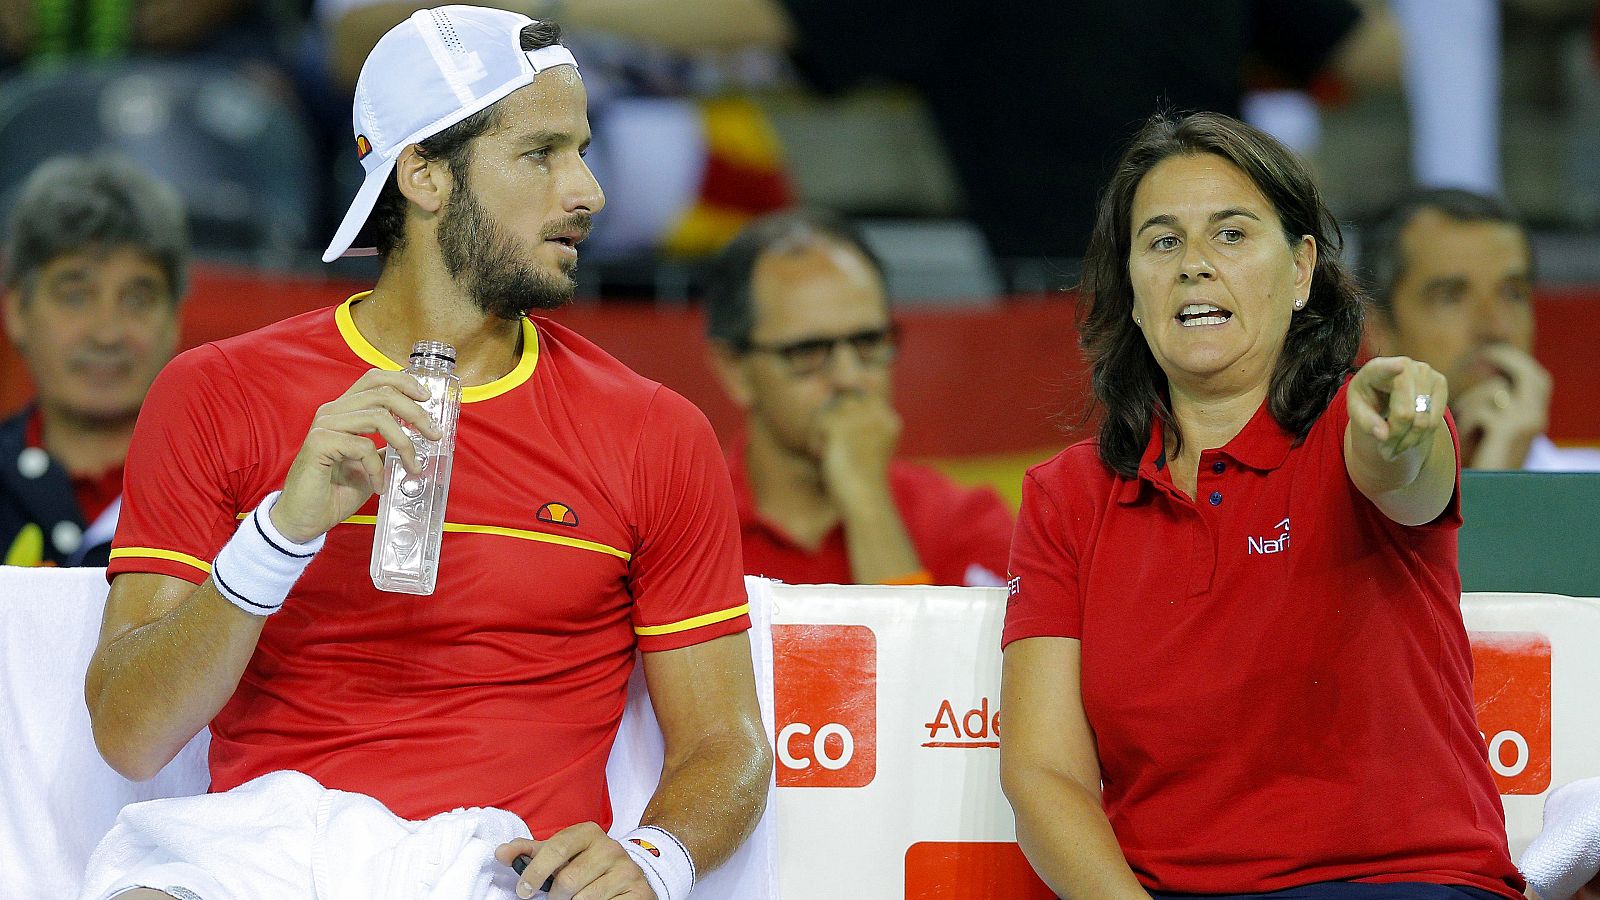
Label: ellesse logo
xmin=355 ymin=134 xmax=373 ymax=160
xmin=773 ymin=624 xmax=876 ymax=788
xmin=1470 ymin=632 xmax=1551 ymax=795
xmin=536 ymin=502 xmax=579 ymax=527
xmin=628 ymin=838 xmax=661 ymax=858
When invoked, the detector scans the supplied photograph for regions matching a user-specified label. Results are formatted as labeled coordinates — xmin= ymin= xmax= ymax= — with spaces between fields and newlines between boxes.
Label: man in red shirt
xmin=85 ymin=8 xmax=770 ymax=900
xmin=703 ymin=208 xmax=1012 ymax=587
xmin=0 ymin=157 xmax=186 ymax=567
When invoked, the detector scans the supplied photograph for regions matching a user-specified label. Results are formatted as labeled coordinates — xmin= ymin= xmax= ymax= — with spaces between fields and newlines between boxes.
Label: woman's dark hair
xmin=367 ymin=21 xmax=565 ymax=258
xmin=1079 ymin=110 xmax=1366 ymax=477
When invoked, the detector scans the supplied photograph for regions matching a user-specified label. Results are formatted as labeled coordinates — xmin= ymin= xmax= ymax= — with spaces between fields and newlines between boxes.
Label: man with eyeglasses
xmin=704 ymin=208 xmax=1012 ymax=587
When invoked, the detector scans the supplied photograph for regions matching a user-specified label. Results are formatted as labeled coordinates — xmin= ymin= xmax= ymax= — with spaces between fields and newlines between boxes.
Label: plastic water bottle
xmin=370 ymin=341 xmax=462 ymax=594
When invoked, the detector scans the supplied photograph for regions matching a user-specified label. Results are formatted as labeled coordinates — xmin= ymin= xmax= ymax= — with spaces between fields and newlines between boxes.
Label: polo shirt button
xmin=1212 ymin=461 xmax=1226 ymax=474
xmin=1209 ymin=491 xmax=1223 ymax=506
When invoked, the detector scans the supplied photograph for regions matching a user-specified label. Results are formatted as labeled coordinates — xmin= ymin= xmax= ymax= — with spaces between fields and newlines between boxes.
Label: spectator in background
xmin=0 ymin=157 xmax=185 ymax=566
xmin=328 ymin=0 xmax=1396 ymax=272
xmin=1363 ymin=188 xmax=1600 ymax=471
xmin=0 ymin=0 xmax=264 ymax=68
xmin=704 ymin=208 xmax=1012 ymax=586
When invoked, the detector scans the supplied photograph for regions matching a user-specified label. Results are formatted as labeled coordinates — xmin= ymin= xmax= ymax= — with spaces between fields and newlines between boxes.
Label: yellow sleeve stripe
xmin=109 ymin=547 xmax=213 ymax=575
xmin=635 ymin=603 xmax=750 ymax=637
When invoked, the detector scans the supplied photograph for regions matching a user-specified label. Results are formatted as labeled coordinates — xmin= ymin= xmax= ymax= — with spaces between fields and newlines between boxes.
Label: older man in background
xmin=1 ymin=157 xmax=186 ymax=566
xmin=705 ymin=208 xmax=1012 ymax=587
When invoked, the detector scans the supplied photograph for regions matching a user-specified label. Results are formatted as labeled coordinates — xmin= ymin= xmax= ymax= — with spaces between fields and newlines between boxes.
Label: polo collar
xmin=1116 ymin=396 xmax=1297 ymax=504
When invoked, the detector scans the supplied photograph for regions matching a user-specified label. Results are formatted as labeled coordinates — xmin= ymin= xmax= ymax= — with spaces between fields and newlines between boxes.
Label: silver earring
xmin=1134 ymin=316 xmax=1143 ymax=326
xmin=1293 ymin=298 xmax=1306 ymax=310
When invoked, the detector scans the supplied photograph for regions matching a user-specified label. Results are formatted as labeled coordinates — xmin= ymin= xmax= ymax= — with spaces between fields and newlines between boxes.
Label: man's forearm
xmin=86 ymin=579 xmax=264 ymax=780
xmin=639 ymin=727 xmax=773 ymax=873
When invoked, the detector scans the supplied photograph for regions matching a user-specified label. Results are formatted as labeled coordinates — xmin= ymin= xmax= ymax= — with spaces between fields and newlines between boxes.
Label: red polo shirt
xmin=729 ymin=451 xmax=1012 ymax=586
xmin=1003 ymin=381 xmax=1522 ymax=898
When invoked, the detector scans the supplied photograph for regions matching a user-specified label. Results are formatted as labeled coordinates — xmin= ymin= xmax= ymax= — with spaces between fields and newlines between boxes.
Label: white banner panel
xmin=1462 ymin=593 xmax=1600 ymax=856
xmin=770 ymin=584 xmax=1049 ymax=899
xmin=771 ymin=585 xmax=1600 ymax=898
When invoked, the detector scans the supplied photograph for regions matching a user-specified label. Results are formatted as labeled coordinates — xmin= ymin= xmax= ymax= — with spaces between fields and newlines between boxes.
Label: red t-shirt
xmin=1003 ymin=381 xmax=1522 ymax=898
xmin=110 ymin=296 xmax=750 ymax=835
xmin=730 ymin=452 xmax=1012 ymax=586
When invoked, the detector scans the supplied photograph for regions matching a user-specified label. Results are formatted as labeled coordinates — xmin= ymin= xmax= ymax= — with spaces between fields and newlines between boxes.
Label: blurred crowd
xmin=0 ymin=0 xmax=1596 ymax=295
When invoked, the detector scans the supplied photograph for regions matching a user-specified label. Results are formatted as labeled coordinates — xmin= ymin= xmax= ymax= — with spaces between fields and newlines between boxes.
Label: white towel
xmin=0 ymin=565 xmax=210 ymax=900
xmin=77 ymin=770 xmax=530 ymax=900
xmin=1521 ymin=777 xmax=1600 ymax=900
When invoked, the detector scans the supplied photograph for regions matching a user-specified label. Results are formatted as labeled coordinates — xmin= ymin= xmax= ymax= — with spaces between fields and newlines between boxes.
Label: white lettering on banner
xmin=1483 ymin=729 xmax=1531 ymax=778
xmin=780 ymin=722 xmax=856 ymax=770
xmin=1249 ymin=517 xmax=1291 ymax=555
xmin=923 ymin=698 xmax=1001 ymax=748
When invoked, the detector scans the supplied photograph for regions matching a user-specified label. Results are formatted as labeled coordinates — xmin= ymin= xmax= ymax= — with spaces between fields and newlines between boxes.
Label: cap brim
xmin=322 ymin=158 xmax=397 ymax=263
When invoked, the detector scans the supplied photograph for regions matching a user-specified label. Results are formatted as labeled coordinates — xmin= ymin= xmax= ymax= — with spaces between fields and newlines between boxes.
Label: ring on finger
xmin=1414 ymin=394 xmax=1432 ymax=415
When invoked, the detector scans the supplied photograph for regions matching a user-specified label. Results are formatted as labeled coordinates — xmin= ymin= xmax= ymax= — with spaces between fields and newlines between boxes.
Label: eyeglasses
xmin=739 ymin=325 xmax=899 ymax=377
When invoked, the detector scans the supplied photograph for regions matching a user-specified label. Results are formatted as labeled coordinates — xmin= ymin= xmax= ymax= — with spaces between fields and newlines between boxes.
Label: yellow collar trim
xmin=334 ymin=293 xmax=539 ymax=403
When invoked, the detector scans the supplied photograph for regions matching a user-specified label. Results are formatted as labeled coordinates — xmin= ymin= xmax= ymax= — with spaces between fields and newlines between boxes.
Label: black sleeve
xmin=1250 ymin=0 xmax=1364 ymax=84
xmin=775 ymin=0 xmax=958 ymax=91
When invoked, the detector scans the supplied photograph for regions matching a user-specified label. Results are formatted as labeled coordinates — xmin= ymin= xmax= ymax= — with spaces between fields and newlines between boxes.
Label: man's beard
xmin=437 ymin=179 xmax=582 ymax=321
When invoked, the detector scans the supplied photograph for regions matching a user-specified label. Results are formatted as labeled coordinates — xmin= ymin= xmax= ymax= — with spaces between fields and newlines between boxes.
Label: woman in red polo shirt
xmin=999 ymin=111 xmax=1527 ymax=900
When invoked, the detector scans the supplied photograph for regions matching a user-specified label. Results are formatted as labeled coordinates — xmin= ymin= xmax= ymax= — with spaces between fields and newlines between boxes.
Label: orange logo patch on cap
xmin=537 ymin=502 xmax=579 ymax=527
xmin=629 ymin=838 xmax=661 ymax=858
xmin=355 ymin=134 xmax=373 ymax=160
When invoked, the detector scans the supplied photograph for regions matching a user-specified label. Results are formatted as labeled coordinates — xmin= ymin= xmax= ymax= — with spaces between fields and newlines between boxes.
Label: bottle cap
xmin=409 ymin=340 xmax=457 ymax=366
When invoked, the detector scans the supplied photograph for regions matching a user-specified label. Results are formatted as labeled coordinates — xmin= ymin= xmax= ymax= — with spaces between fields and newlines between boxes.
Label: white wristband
xmin=211 ymin=492 xmax=323 ymax=616
xmin=621 ymin=826 xmax=695 ymax=900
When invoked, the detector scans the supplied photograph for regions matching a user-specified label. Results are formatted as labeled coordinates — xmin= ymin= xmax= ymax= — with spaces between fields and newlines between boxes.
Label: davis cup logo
xmin=773 ymin=624 xmax=876 ymax=788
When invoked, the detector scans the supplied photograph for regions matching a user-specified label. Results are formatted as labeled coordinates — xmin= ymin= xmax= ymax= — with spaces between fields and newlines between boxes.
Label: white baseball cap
xmin=322 ymin=5 xmax=580 ymax=263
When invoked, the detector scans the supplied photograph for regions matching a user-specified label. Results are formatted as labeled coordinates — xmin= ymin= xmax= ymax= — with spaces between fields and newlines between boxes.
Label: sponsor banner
xmin=772 ymin=587 xmax=1598 ymax=895
xmin=771 ymin=585 xmax=1047 ymax=898
xmin=1470 ymin=632 xmax=1552 ymax=795
xmin=774 ymin=624 xmax=877 ymax=788
xmin=904 ymin=841 xmax=1053 ymax=900
xmin=1463 ymin=593 xmax=1600 ymax=855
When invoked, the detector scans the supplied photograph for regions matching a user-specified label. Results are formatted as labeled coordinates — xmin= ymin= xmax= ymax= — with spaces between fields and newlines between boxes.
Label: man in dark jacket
xmin=1 ymin=156 xmax=187 ymax=566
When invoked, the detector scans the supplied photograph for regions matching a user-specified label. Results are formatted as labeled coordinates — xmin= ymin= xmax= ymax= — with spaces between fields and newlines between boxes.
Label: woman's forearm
xmin=1005 ymin=766 xmax=1150 ymax=900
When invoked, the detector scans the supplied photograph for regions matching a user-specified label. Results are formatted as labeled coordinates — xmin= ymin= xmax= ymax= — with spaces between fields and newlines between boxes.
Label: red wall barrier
xmin=4 ymin=266 xmax=1598 ymax=456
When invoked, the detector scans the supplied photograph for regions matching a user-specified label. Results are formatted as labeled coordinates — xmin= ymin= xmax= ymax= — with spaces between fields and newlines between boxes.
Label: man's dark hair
xmin=3 ymin=155 xmax=189 ymax=299
xmin=1079 ymin=110 xmax=1366 ymax=477
xmin=367 ymin=21 xmax=565 ymax=258
xmin=1360 ymin=188 xmax=1530 ymax=319
xmin=703 ymin=207 xmax=886 ymax=348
